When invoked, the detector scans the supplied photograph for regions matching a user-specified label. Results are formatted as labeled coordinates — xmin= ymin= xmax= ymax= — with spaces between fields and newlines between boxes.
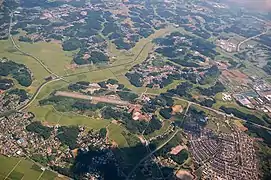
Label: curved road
xmin=237 ymin=28 xmax=269 ymax=52
xmin=18 ymin=78 xmax=62 ymax=111
xmin=7 ymin=11 xmax=271 ymax=132
xmin=9 ymin=12 xmax=60 ymax=78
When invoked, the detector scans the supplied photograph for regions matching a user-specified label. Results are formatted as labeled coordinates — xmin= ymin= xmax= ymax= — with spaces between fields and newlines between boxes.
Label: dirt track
xmin=55 ymin=91 xmax=131 ymax=106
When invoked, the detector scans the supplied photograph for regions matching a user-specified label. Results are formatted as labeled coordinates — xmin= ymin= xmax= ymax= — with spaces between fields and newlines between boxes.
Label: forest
xmin=26 ymin=121 xmax=53 ymax=139
xmin=0 ymin=60 xmax=32 ymax=87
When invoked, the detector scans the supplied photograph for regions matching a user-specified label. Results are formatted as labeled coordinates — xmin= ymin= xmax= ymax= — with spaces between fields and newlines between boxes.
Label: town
xmin=189 ymin=128 xmax=258 ymax=180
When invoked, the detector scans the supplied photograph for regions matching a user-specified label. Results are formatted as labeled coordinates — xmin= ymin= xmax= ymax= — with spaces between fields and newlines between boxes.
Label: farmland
xmin=0 ymin=156 xmax=61 ymax=180
xmin=0 ymin=0 xmax=271 ymax=179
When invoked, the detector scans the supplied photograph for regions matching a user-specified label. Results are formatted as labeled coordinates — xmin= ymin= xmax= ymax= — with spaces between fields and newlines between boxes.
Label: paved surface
xmin=55 ymin=91 xmax=131 ymax=106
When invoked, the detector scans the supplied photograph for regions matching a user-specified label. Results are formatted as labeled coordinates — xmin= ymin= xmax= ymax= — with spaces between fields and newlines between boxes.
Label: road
xmin=8 ymin=12 xmax=60 ymax=78
xmin=18 ymin=78 xmax=62 ymax=111
xmin=5 ymin=9 xmax=271 ymax=180
xmin=237 ymin=28 xmax=269 ymax=52
xmin=170 ymin=96 xmax=271 ymax=131
xmin=33 ymin=84 xmax=271 ymax=132
xmin=125 ymin=130 xmax=180 ymax=180
xmin=6 ymin=9 xmax=271 ymax=135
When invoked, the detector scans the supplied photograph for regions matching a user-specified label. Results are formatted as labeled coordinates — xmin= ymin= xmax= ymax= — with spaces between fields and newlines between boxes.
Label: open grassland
xmin=15 ymin=39 xmax=76 ymax=76
xmin=1 ymin=26 xmax=181 ymax=157
xmin=28 ymin=105 xmax=110 ymax=129
xmin=0 ymin=156 xmax=19 ymax=179
xmin=24 ymin=26 xmax=177 ymax=129
xmin=8 ymin=159 xmax=43 ymax=180
xmin=0 ymin=40 xmax=49 ymax=94
xmin=0 ymin=156 xmax=61 ymax=180
xmin=107 ymin=124 xmax=129 ymax=148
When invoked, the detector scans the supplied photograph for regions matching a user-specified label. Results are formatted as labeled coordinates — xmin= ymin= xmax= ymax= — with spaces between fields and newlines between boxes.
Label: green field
xmin=28 ymin=105 xmax=111 ymax=130
xmin=0 ymin=40 xmax=49 ymax=94
xmin=21 ymin=26 xmax=177 ymax=130
xmin=0 ymin=25 xmax=185 ymax=179
xmin=15 ymin=38 xmax=76 ymax=76
xmin=0 ymin=156 xmax=60 ymax=180
xmin=107 ymin=124 xmax=129 ymax=147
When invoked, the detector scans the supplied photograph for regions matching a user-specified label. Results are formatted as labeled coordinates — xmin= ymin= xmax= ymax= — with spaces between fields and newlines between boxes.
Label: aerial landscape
xmin=0 ymin=0 xmax=271 ymax=179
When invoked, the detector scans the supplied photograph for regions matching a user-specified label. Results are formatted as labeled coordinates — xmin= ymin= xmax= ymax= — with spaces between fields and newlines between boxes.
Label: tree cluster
xmin=198 ymin=82 xmax=225 ymax=96
xmin=0 ymin=78 xmax=14 ymax=90
xmin=5 ymin=88 xmax=28 ymax=102
xmin=0 ymin=60 xmax=32 ymax=87
xmin=57 ymin=126 xmax=80 ymax=149
xmin=220 ymin=106 xmax=268 ymax=126
xmin=26 ymin=121 xmax=53 ymax=139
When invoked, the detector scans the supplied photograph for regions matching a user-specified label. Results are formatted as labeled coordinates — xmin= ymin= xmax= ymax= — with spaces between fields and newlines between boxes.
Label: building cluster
xmin=216 ymin=39 xmax=237 ymax=52
xmin=0 ymin=93 xmax=26 ymax=114
xmin=189 ymin=129 xmax=258 ymax=180
xmin=231 ymin=79 xmax=271 ymax=114
xmin=128 ymin=54 xmax=181 ymax=88
xmin=220 ymin=66 xmax=271 ymax=114
xmin=0 ymin=111 xmax=111 ymax=169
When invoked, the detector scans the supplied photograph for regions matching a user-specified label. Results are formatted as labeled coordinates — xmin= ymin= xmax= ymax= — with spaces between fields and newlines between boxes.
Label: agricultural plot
xmin=15 ymin=38 xmax=75 ymax=76
xmin=0 ymin=156 xmax=59 ymax=180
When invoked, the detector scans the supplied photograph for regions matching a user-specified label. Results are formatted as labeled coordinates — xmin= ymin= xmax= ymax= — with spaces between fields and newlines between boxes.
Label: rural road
xmin=237 ymin=28 xmax=269 ymax=52
xmin=125 ymin=130 xmax=180 ymax=180
xmin=9 ymin=12 xmax=60 ymax=78
xmin=7 ymin=11 xmax=271 ymax=132
xmin=18 ymin=78 xmax=62 ymax=111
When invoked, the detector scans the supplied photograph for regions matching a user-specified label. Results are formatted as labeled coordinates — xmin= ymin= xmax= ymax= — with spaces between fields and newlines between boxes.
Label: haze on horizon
xmin=224 ymin=0 xmax=271 ymax=12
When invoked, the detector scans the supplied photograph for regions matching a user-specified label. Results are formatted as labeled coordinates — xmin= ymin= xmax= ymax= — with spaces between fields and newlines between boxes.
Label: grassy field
xmin=0 ymin=156 xmax=61 ymax=180
xmin=28 ymin=105 xmax=111 ymax=129
xmin=23 ymin=26 xmax=178 ymax=127
xmin=15 ymin=38 xmax=76 ymax=76
xmin=0 ymin=40 xmax=49 ymax=94
xmin=107 ymin=124 xmax=129 ymax=147
xmin=0 ymin=26 xmax=182 ymax=178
